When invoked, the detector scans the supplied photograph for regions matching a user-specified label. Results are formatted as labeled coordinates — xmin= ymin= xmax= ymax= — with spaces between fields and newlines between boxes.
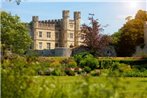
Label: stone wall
xmin=33 ymin=48 xmax=72 ymax=57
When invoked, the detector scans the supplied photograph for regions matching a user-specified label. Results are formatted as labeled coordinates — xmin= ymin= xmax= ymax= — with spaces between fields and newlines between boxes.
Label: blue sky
xmin=1 ymin=0 xmax=147 ymax=35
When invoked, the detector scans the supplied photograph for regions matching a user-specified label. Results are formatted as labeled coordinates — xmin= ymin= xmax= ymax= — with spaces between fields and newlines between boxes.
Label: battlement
xmin=63 ymin=10 xmax=70 ymax=18
xmin=36 ymin=19 xmax=62 ymax=29
xmin=32 ymin=16 xmax=39 ymax=22
xmin=74 ymin=11 xmax=81 ymax=19
xmin=38 ymin=21 xmax=55 ymax=29
xmin=46 ymin=19 xmax=62 ymax=24
xmin=38 ymin=19 xmax=61 ymax=25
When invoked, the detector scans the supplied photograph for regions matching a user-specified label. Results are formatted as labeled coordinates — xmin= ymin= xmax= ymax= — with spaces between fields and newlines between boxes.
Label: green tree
xmin=116 ymin=10 xmax=147 ymax=56
xmin=1 ymin=11 xmax=32 ymax=55
xmin=111 ymin=31 xmax=121 ymax=45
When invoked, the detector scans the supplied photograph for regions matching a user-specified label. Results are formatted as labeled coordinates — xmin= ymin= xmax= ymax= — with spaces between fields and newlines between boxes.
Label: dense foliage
xmin=2 ymin=55 xmax=147 ymax=98
xmin=1 ymin=11 xmax=32 ymax=55
xmin=114 ymin=10 xmax=147 ymax=56
xmin=2 ymin=54 xmax=147 ymax=77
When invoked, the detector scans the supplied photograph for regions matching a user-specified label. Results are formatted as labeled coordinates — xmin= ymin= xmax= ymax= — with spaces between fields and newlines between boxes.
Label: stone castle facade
xmin=31 ymin=10 xmax=84 ymax=50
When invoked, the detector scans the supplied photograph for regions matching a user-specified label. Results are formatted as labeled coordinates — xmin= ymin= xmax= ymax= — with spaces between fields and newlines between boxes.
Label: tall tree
xmin=1 ymin=11 xmax=32 ymax=55
xmin=117 ymin=10 xmax=147 ymax=56
xmin=81 ymin=16 xmax=110 ymax=56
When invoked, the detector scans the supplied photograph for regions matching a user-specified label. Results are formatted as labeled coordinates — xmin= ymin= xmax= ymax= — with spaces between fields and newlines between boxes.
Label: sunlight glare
xmin=129 ymin=1 xmax=138 ymax=9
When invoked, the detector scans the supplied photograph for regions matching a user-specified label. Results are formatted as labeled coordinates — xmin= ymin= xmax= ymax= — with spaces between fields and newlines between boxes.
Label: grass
xmin=29 ymin=76 xmax=147 ymax=98
xmin=2 ymin=55 xmax=147 ymax=98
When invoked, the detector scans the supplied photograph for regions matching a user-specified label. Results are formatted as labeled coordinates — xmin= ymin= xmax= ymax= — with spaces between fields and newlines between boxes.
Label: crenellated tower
xmin=32 ymin=16 xmax=39 ymax=50
xmin=74 ymin=11 xmax=81 ymax=46
xmin=61 ymin=10 xmax=69 ymax=47
xmin=31 ymin=10 xmax=83 ymax=51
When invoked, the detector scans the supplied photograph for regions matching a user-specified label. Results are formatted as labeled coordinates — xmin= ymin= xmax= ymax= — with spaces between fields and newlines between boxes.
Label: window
xmin=39 ymin=42 xmax=42 ymax=49
xmin=47 ymin=32 xmax=51 ymax=38
xmin=55 ymin=43 xmax=59 ymax=47
xmin=70 ymin=33 xmax=74 ymax=39
xmin=55 ymin=32 xmax=59 ymax=39
xmin=47 ymin=43 xmax=51 ymax=49
xmin=81 ymin=34 xmax=84 ymax=40
xmin=39 ymin=31 xmax=42 ymax=37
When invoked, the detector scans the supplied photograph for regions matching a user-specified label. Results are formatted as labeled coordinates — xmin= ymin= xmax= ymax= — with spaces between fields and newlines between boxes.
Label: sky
xmin=1 ymin=0 xmax=147 ymax=35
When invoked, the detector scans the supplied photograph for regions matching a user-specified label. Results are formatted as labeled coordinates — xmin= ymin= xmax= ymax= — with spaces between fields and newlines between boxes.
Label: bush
xmin=80 ymin=56 xmax=99 ymax=70
xmin=51 ymin=68 xmax=64 ymax=76
xmin=84 ymin=66 xmax=92 ymax=73
xmin=99 ymin=59 xmax=114 ymax=69
xmin=68 ymin=60 xmax=77 ymax=68
xmin=64 ymin=68 xmax=75 ymax=76
xmin=122 ymin=69 xmax=147 ymax=77
xmin=61 ymin=58 xmax=77 ymax=68
xmin=90 ymin=69 xmax=101 ymax=76
xmin=74 ymin=52 xmax=99 ymax=69
xmin=111 ymin=62 xmax=132 ymax=73
xmin=73 ymin=52 xmax=93 ymax=65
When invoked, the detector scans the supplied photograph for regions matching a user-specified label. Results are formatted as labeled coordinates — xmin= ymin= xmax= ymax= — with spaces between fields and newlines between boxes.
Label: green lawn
xmin=29 ymin=76 xmax=147 ymax=98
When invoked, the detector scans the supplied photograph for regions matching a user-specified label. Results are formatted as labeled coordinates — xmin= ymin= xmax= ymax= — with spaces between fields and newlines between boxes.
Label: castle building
xmin=31 ymin=10 xmax=84 ymax=50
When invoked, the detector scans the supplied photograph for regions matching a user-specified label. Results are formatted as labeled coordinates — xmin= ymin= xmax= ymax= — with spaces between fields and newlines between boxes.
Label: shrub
xmin=99 ymin=59 xmax=114 ymax=69
xmin=84 ymin=66 xmax=92 ymax=73
xmin=90 ymin=69 xmax=101 ymax=76
xmin=64 ymin=68 xmax=75 ymax=76
xmin=26 ymin=56 xmax=38 ymax=63
xmin=80 ymin=56 xmax=99 ymax=70
xmin=107 ymin=62 xmax=132 ymax=76
xmin=111 ymin=62 xmax=132 ymax=73
xmin=51 ymin=68 xmax=64 ymax=76
xmin=61 ymin=58 xmax=77 ymax=68
xmin=74 ymin=52 xmax=99 ymax=69
xmin=68 ymin=60 xmax=77 ymax=68
xmin=50 ymin=61 xmax=61 ymax=67
xmin=74 ymin=68 xmax=83 ymax=75
xmin=122 ymin=69 xmax=147 ymax=77
xmin=73 ymin=52 xmax=93 ymax=65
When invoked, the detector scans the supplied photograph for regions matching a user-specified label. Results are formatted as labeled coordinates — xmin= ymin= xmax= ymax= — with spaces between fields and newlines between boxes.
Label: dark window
xmin=47 ymin=32 xmax=51 ymax=38
xmin=47 ymin=43 xmax=51 ymax=49
xmin=55 ymin=32 xmax=59 ymax=39
xmin=39 ymin=31 xmax=42 ymax=37
xmin=70 ymin=33 xmax=74 ymax=39
xmin=55 ymin=43 xmax=59 ymax=47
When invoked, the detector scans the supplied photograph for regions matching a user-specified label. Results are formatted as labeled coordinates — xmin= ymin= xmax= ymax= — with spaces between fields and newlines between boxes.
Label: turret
xmin=60 ymin=10 xmax=70 ymax=47
xmin=74 ymin=11 xmax=81 ymax=46
xmin=32 ymin=16 xmax=39 ymax=50
xmin=144 ymin=21 xmax=147 ymax=46
xmin=32 ymin=16 xmax=39 ymax=28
